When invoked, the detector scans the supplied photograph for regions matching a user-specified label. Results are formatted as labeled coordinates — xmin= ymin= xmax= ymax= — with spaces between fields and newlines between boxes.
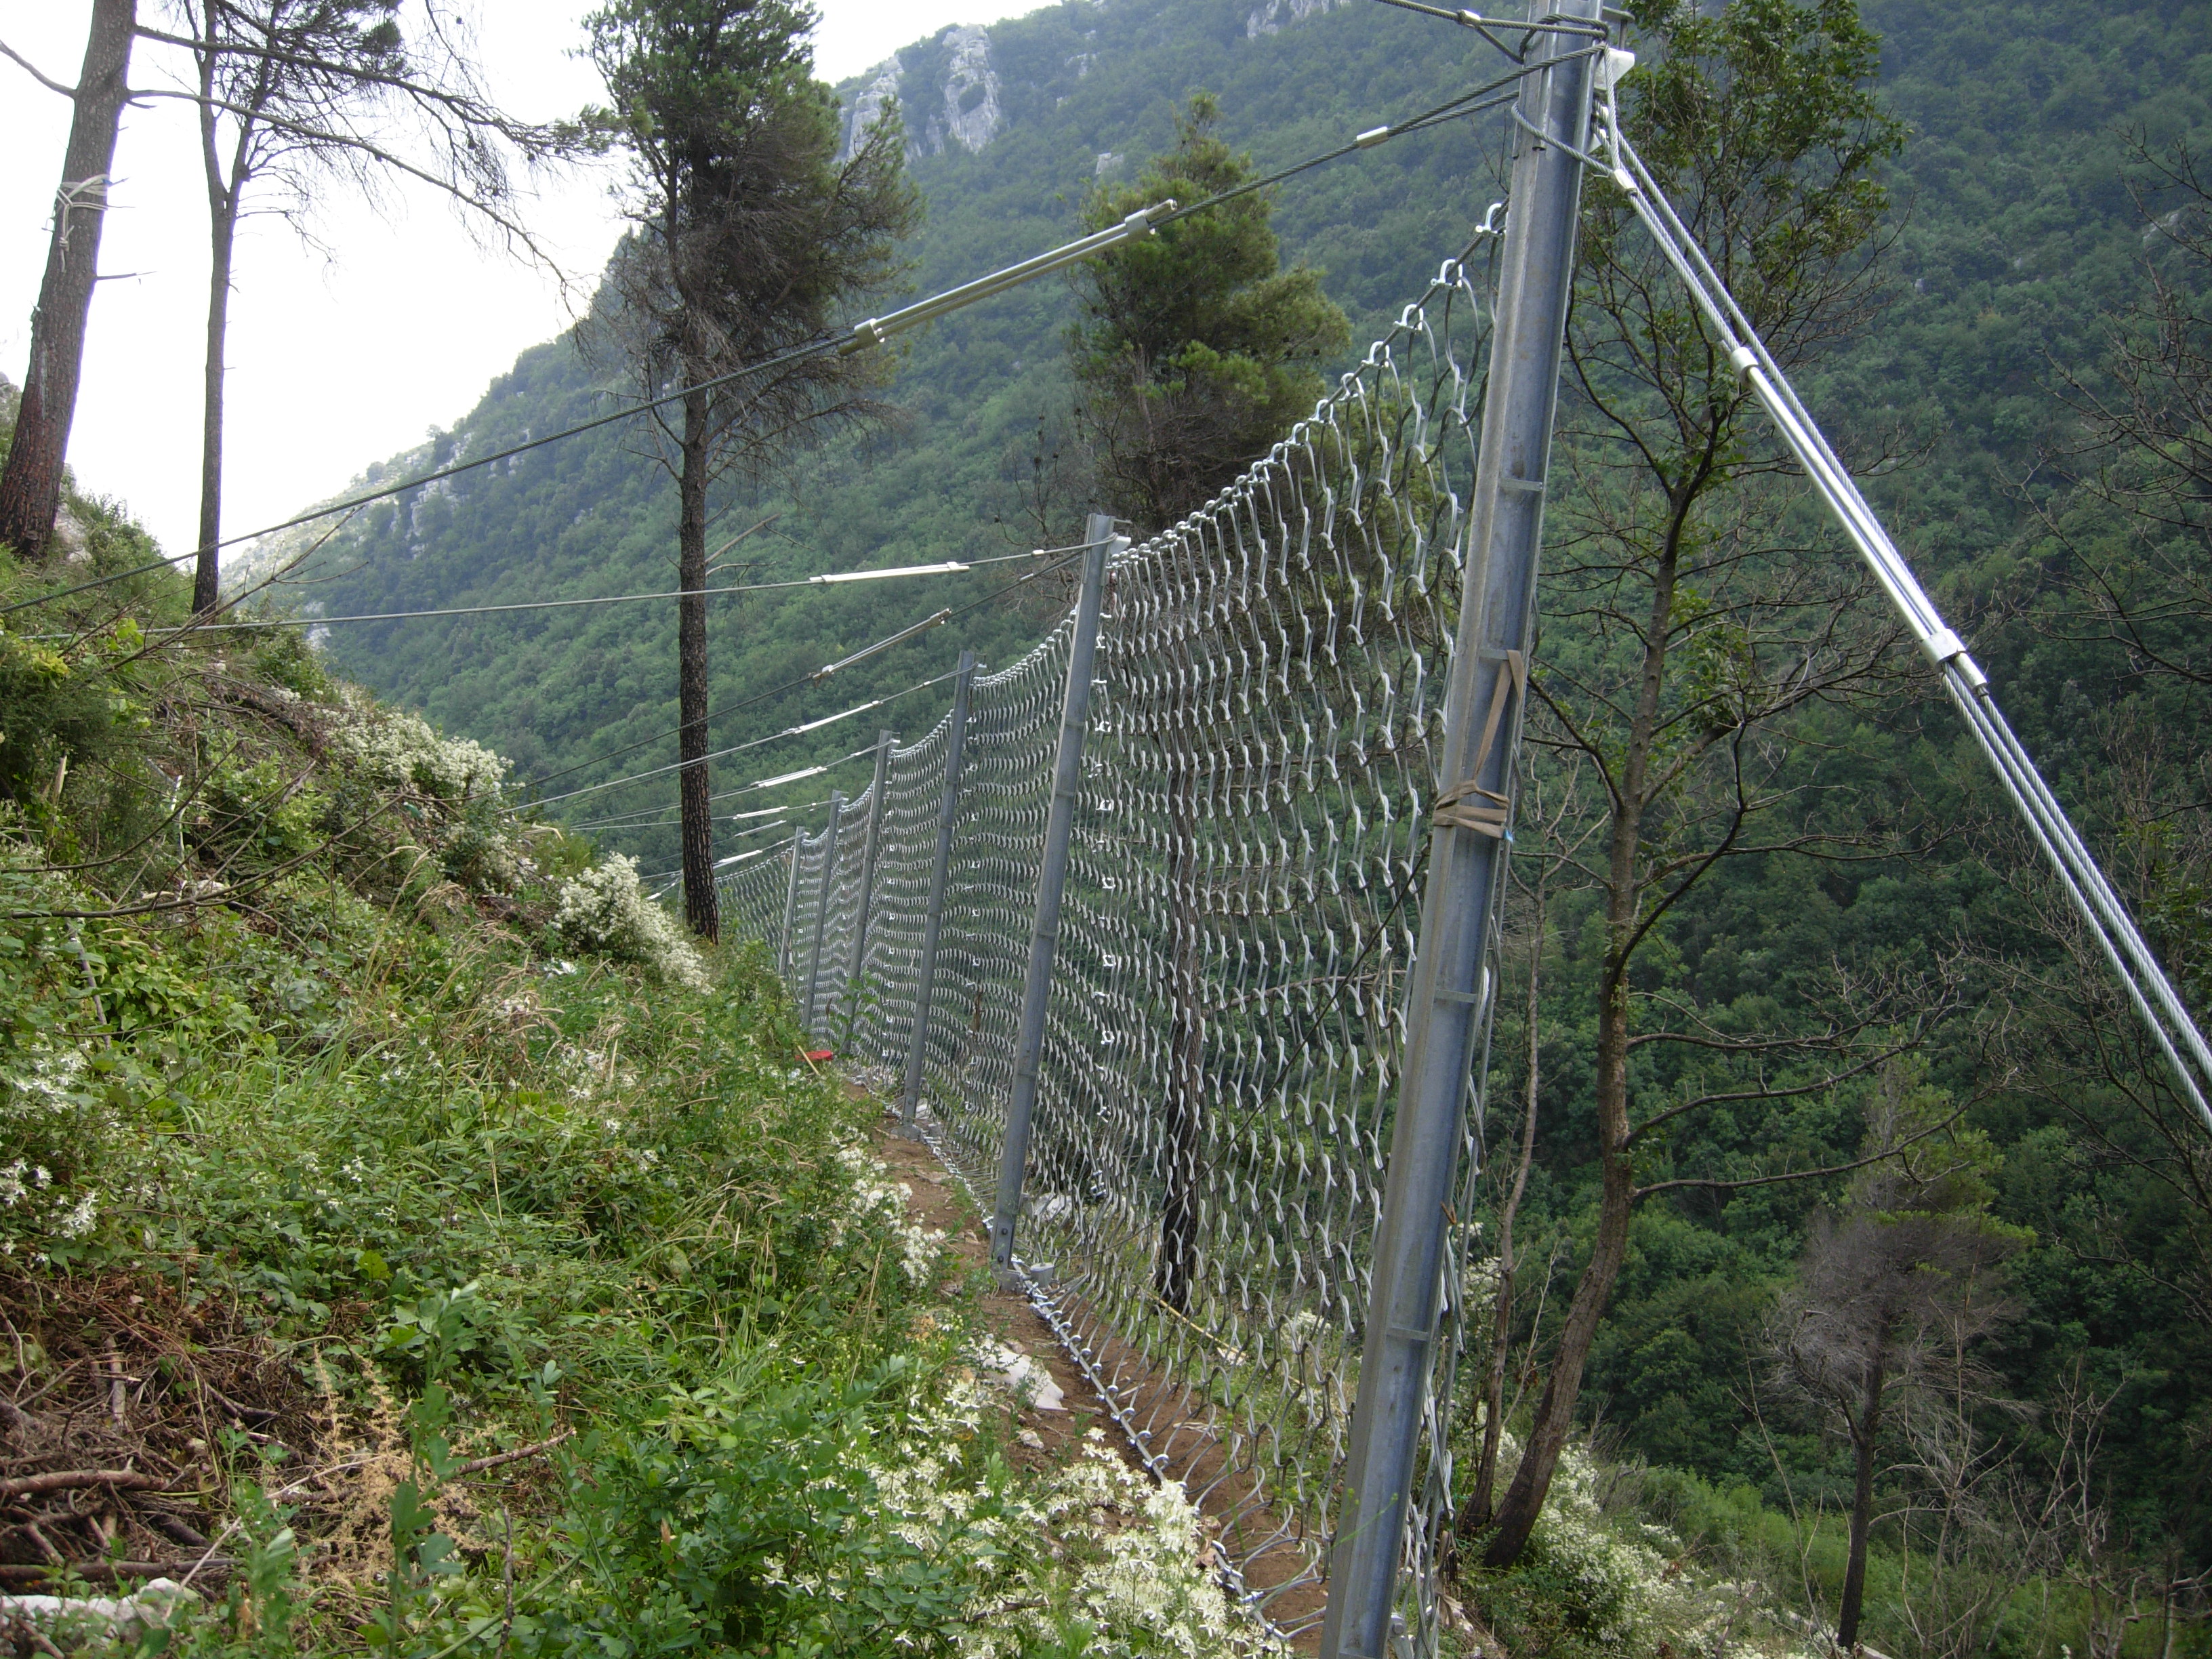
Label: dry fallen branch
xmin=451 ymin=1429 xmax=574 ymax=1477
xmin=0 ymin=1471 xmax=161 ymax=1500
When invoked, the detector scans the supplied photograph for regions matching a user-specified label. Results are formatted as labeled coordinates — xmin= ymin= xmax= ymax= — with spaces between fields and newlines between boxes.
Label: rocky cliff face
xmin=836 ymin=0 xmax=1352 ymax=163
xmin=1244 ymin=0 xmax=1345 ymax=37
xmin=839 ymin=23 xmax=1006 ymax=160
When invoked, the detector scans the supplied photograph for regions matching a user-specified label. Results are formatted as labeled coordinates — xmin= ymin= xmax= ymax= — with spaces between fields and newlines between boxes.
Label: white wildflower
xmin=330 ymin=697 xmax=509 ymax=801
xmin=54 ymin=1189 xmax=97 ymax=1240
xmin=551 ymin=855 xmax=708 ymax=987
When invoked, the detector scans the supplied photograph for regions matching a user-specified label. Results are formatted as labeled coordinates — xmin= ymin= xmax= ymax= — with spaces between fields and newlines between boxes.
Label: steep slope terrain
xmin=213 ymin=1 xmax=2212 ymax=1641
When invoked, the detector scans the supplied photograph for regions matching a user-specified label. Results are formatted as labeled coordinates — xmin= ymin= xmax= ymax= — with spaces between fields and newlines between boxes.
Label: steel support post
xmin=800 ymin=791 xmax=844 ymax=1032
xmin=990 ymin=513 xmax=1121 ymax=1275
xmin=776 ymin=826 xmax=804 ymax=983
xmin=899 ymin=651 xmax=979 ymax=1135
xmin=840 ymin=730 xmax=897 ymax=1043
xmin=1319 ymin=9 xmax=1601 ymax=1654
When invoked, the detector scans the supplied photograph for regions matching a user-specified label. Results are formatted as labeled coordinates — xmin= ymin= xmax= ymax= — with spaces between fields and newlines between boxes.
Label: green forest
xmin=1 ymin=0 xmax=2209 ymax=1650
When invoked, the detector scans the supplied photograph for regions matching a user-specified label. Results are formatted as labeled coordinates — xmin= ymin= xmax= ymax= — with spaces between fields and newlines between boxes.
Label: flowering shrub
xmin=835 ymin=1142 xmax=949 ymax=1287
xmin=0 ymin=1042 xmax=111 ymax=1262
xmin=535 ymin=1351 xmax=1252 ymax=1658
xmin=862 ymin=1395 xmax=1244 ymax=1658
xmin=551 ymin=854 xmax=708 ymax=987
xmin=323 ymin=693 xmax=543 ymax=894
xmin=329 ymin=697 xmax=508 ymax=801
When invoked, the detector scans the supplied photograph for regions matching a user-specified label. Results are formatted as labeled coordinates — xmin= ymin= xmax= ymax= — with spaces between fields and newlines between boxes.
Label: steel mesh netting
xmin=718 ymin=843 xmax=796 ymax=968
xmin=726 ymin=255 xmax=1502 ymax=1650
xmin=843 ymin=719 xmax=953 ymax=1063
xmin=799 ymin=803 xmax=869 ymax=1031
xmin=783 ymin=823 xmax=830 ymax=984
xmin=898 ymin=628 xmax=1076 ymax=1162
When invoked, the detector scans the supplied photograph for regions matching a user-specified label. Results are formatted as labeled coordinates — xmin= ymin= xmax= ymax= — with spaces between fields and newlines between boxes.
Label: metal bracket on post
xmin=800 ymin=791 xmax=844 ymax=1033
xmin=990 ymin=512 xmax=1122 ymax=1282
xmin=899 ymin=651 xmax=979 ymax=1137
xmin=1319 ymin=4 xmax=1602 ymax=1654
xmin=776 ymin=825 xmax=804 ymax=984
xmin=842 ymin=730 xmax=897 ymax=1043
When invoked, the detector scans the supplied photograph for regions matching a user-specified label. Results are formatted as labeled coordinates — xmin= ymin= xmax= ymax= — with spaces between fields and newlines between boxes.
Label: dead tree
xmin=1772 ymin=1072 xmax=2026 ymax=1651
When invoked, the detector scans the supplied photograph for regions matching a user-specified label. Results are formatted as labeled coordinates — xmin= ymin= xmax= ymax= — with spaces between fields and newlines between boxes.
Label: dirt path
xmin=872 ymin=1116 xmax=1110 ymax=1471
xmin=870 ymin=1105 xmax=1332 ymax=1650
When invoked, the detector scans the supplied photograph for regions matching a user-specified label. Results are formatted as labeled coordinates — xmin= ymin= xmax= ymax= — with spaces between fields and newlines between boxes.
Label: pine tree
xmin=586 ymin=0 xmax=918 ymax=941
xmin=1069 ymin=93 xmax=1350 ymax=535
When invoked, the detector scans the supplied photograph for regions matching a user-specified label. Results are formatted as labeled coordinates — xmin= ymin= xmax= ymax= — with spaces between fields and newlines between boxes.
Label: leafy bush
xmin=329 ymin=695 xmax=509 ymax=802
xmin=1466 ymin=1435 xmax=1817 ymax=1659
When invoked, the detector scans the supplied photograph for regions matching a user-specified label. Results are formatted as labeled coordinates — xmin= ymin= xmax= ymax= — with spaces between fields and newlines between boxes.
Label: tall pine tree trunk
xmin=0 ymin=0 xmax=136 ymax=558
xmin=678 ymin=384 xmax=719 ymax=941
xmin=194 ymin=195 xmax=239 ymax=615
xmin=1484 ymin=522 xmax=1685 ymax=1569
xmin=1839 ymin=1338 xmax=1888 ymax=1651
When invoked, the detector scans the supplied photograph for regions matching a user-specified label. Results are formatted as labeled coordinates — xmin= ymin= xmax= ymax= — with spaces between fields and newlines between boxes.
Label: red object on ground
xmin=804 ymin=1049 xmax=835 ymax=1063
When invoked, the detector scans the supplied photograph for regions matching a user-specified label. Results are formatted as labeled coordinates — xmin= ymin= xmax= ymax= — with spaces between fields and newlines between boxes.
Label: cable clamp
xmin=1729 ymin=344 xmax=1759 ymax=375
xmin=1922 ymin=629 xmax=1991 ymax=689
xmin=1433 ymin=649 xmax=1527 ymax=835
xmin=1433 ymin=783 xmax=1511 ymax=836
xmin=1124 ymin=201 xmax=1177 ymax=238
xmin=842 ymin=319 xmax=887 ymax=355
xmin=1920 ymin=626 xmax=1967 ymax=666
xmin=1511 ymin=105 xmax=1609 ymax=171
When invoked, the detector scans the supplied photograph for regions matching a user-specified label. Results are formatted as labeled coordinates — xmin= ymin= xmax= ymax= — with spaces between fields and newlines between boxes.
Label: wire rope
xmin=2 ymin=64 xmax=1568 ymax=621
xmin=513 ymin=546 xmax=1084 ymax=798
xmin=27 ymin=561 xmax=978 ymax=640
xmin=1597 ymin=110 xmax=2212 ymax=1134
xmin=521 ymin=661 xmax=966 ymax=811
xmin=566 ymin=795 xmax=825 ymax=833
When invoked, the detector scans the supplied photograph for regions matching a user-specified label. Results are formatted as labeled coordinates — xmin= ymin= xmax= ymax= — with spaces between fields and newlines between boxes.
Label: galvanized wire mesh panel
xmin=775 ymin=255 xmax=1498 ymax=1650
xmin=718 ymin=842 xmax=795 ymax=964
xmin=802 ymin=802 xmax=869 ymax=1033
xmin=786 ymin=823 xmax=830 ymax=987
xmin=912 ymin=627 xmax=1075 ymax=1171
xmin=852 ymin=719 xmax=953 ymax=1065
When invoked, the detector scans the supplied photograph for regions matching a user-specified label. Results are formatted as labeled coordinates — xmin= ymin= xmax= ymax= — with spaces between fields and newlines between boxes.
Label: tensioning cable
xmin=1584 ymin=79 xmax=2212 ymax=1132
xmin=510 ymin=543 xmax=1086 ymax=798
xmin=3 ymin=60 xmax=1566 ymax=621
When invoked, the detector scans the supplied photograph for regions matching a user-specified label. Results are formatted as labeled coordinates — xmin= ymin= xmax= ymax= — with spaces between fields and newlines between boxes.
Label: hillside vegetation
xmin=0 ymin=457 xmax=1258 ymax=1654
xmin=262 ymin=0 xmax=2212 ymax=876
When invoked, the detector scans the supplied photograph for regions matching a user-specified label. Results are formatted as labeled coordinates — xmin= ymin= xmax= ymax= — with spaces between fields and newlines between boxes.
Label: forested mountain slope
xmin=266 ymin=0 xmax=2212 ymax=869
xmin=249 ymin=0 xmax=2212 ymax=1631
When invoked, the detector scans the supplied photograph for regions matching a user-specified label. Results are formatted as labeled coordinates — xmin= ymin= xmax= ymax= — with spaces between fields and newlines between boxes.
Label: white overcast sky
xmin=0 ymin=1 xmax=1032 ymax=558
